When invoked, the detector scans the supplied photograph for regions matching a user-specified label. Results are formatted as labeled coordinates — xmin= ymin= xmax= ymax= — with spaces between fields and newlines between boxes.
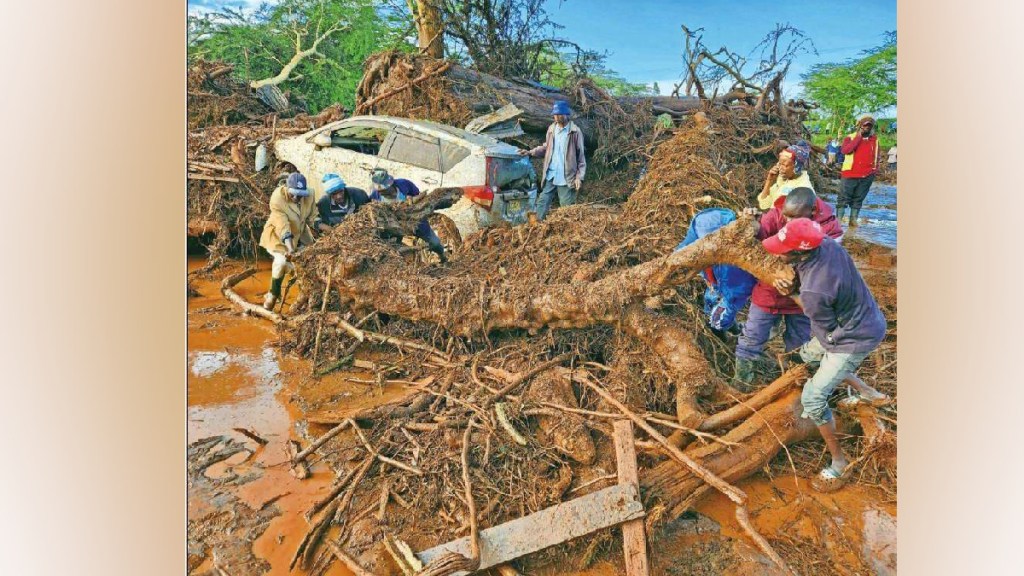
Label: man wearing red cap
xmin=763 ymin=217 xmax=890 ymax=490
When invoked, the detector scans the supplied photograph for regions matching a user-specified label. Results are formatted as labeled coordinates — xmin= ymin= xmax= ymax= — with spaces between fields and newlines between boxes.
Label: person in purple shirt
xmin=369 ymin=169 xmax=447 ymax=263
xmin=763 ymin=218 xmax=890 ymax=491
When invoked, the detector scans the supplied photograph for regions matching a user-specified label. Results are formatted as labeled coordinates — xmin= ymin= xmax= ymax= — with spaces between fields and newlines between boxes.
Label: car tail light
xmin=463 ymin=185 xmax=495 ymax=210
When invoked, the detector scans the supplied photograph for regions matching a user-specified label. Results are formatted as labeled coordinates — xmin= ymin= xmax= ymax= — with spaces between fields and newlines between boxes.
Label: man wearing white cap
xmin=259 ymin=172 xmax=317 ymax=310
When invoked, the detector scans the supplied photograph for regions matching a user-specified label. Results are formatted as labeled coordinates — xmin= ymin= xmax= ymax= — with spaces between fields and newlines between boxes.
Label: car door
xmin=374 ymin=127 xmax=443 ymax=192
xmin=307 ymin=120 xmax=393 ymax=198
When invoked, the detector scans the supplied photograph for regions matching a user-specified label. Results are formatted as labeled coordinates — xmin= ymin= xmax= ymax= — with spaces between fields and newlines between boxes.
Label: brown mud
xmin=190 ymin=258 xmax=416 ymax=576
xmin=188 ymin=235 xmax=897 ymax=576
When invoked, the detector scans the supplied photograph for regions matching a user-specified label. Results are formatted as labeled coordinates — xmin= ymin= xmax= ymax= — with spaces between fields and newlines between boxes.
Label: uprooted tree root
xmin=245 ymin=110 xmax=896 ymax=575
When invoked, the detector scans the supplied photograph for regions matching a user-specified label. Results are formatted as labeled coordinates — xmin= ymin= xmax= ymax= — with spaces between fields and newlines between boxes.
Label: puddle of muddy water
xmin=823 ymin=181 xmax=897 ymax=249
xmin=189 ymin=259 xmax=358 ymax=576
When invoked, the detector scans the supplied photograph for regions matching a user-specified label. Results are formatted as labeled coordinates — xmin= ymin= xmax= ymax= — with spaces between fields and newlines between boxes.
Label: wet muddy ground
xmin=188 ymin=249 xmax=896 ymax=576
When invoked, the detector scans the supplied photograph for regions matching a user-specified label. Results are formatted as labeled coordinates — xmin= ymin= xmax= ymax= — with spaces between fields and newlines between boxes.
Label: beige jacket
xmin=259 ymin=185 xmax=317 ymax=254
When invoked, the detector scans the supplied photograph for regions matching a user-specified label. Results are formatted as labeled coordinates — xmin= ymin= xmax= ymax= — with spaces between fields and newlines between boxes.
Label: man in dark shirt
xmin=764 ymin=218 xmax=890 ymax=491
xmin=317 ymin=173 xmax=369 ymax=229
xmin=369 ymin=169 xmax=447 ymax=263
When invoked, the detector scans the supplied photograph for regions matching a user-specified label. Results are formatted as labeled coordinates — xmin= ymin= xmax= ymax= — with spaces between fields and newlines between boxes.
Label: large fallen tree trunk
xmin=355 ymin=52 xmax=750 ymax=145
xmin=300 ymin=196 xmax=795 ymax=339
xmin=642 ymin=387 xmax=816 ymax=520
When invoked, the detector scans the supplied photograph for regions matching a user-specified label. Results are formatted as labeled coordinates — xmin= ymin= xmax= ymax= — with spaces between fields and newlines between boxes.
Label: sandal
xmin=811 ymin=465 xmax=848 ymax=493
xmin=851 ymin=391 xmax=892 ymax=407
xmin=840 ymin=385 xmax=893 ymax=408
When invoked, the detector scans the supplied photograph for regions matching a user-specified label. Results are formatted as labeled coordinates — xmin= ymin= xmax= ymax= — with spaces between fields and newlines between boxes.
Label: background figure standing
xmin=838 ymin=115 xmax=880 ymax=227
xmin=826 ymin=138 xmax=840 ymax=165
xmin=519 ymin=100 xmax=586 ymax=220
xmin=675 ymin=208 xmax=757 ymax=341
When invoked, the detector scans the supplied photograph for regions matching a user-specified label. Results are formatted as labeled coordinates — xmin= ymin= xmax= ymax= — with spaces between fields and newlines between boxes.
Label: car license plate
xmin=507 ymin=199 xmax=524 ymax=213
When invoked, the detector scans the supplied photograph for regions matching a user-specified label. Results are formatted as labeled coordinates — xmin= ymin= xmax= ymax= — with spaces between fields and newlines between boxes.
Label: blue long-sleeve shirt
xmin=675 ymin=208 xmax=757 ymax=330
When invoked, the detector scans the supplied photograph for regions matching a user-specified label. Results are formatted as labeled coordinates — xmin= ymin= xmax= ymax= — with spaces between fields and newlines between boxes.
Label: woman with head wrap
xmin=756 ymin=140 xmax=814 ymax=210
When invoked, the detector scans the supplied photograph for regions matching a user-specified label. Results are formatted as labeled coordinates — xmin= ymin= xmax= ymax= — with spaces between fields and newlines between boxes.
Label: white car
xmin=274 ymin=115 xmax=538 ymax=246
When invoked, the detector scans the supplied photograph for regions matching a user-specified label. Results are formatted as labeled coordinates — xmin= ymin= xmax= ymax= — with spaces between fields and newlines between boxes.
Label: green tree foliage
xmin=802 ymin=32 xmax=896 ymax=138
xmin=534 ymin=45 xmax=655 ymax=96
xmin=188 ymin=0 xmax=412 ymax=112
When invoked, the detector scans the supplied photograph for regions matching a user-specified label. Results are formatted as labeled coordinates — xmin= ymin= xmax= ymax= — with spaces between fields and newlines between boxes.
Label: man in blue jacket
xmin=676 ymin=208 xmax=757 ymax=342
xmin=764 ymin=217 xmax=890 ymax=491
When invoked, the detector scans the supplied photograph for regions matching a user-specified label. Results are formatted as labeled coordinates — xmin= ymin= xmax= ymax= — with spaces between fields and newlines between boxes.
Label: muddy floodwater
xmin=188 ymin=257 xmax=896 ymax=576
xmin=823 ymin=182 xmax=897 ymax=249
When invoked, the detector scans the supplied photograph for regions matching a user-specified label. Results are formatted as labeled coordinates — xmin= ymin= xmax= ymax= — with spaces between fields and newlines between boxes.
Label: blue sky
xmin=545 ymin=0 xmax=895 ymax=96
xmin=188 ymin=0 xmax=896 ymax=99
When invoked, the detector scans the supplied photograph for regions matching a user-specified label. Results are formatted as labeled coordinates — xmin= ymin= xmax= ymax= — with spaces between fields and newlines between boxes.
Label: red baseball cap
xmin=762 ymin=218 xmax=825 ymax=254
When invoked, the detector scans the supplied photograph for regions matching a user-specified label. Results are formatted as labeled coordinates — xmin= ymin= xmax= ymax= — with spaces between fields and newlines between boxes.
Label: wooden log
xmin=641 ymin=389 xmax=817 ymax=520
xmin=613 ymin=421 xmax=650 ymax=576
xmin=698 ymin=365 xmax=808 ymax=432
xmin=221 ymin=268 xmax=283 ymax=324
xmin=415 ymin=483 xmax=645 ymax=575
xmin=187 ymin=219 xmax=222 ymax=237
xmin=188 ymin=173 xmax=240 ymax=183
xmin=293 ymin=420 xmax=350 ymax=464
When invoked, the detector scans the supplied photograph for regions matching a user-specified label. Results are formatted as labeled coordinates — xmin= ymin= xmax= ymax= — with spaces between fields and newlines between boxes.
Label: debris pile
xmin=187 ymin=59 xmax=346 ymax=270
xmin=355 ymin=51 xmax=657 ymax=185
xmin=248 ymin=108 xmax=897 ymax=575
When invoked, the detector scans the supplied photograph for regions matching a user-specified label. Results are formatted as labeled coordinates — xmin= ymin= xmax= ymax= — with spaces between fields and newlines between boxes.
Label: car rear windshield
xmin=488 ymin=156 xmax=536 ymax=188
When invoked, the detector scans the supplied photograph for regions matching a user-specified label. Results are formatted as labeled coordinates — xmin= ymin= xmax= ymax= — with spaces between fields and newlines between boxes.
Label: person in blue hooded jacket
xmin=675 ymin=208 xmax=757 ymax=339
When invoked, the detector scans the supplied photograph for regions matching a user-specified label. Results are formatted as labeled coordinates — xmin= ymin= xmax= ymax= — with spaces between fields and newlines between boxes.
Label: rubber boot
xmin=849 ymin=208 xmax=860 ymax=227
xmin=264 ymin=276 xmax=283 ymax=310
xmin=732 ymin=358 xmax=756 ymax=392
xmin=836 ymin=205 xmax=847 ymax=223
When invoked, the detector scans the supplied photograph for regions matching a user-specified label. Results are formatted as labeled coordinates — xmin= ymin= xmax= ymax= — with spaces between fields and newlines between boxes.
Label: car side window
xmin=440 ymin=141 xmax=471 ymax=173
xmin=327 ymin=125 xmax=391 ymax=156
xmin=386 ymin=132 xmax=441 ymax=172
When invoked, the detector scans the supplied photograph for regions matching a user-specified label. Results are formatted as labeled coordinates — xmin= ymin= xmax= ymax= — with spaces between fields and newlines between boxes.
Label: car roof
xmin=308 ymin=115 xmax=520 ymax=156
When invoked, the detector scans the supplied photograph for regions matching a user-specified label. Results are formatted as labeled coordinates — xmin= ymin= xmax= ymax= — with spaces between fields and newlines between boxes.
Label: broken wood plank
xmin=613 ymin=420 xmax=650 ymax=576
xmin=188 ymin=161 xmax=234 ymax=172
xmin=416 ymin=483 xmax=644 ymax=574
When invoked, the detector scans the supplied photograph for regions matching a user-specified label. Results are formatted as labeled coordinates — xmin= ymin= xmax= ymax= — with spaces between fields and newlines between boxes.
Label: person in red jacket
xmin=838 ymin=115 xmax=880 ymax=227
xmin=733 ymin=187 xmax=844 ymax=389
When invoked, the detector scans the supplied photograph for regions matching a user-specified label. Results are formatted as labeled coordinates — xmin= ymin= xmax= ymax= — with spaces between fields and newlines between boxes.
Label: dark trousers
xmin=735 ymin=304 xmax=812 ymax=360
xmin=838 ymin=174 xmax=875 ymax=210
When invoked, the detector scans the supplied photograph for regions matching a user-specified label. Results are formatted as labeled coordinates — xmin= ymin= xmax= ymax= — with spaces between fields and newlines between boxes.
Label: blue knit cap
xmin=322 ymin=173 xmax=346 ymax=194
